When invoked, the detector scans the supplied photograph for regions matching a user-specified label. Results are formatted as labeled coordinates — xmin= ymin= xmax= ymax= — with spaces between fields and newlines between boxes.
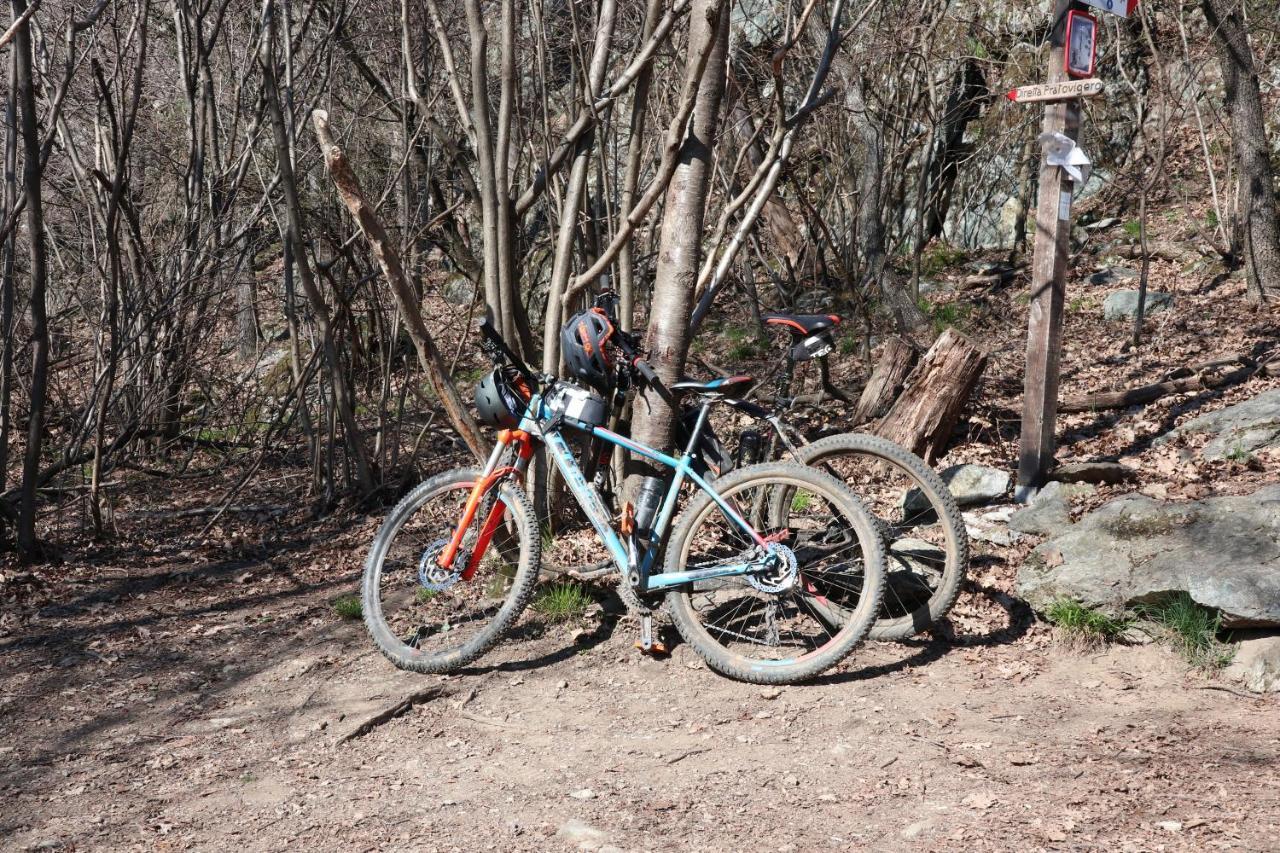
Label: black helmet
xmin=561 ymin=308 xmax=615 ymax=392
xmin=474 ymin=367 xmax=530 ymax=429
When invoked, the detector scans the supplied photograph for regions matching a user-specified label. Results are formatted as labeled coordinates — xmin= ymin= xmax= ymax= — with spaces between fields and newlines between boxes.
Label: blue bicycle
xmin=361 ymin=317 xmax=887 ymax=683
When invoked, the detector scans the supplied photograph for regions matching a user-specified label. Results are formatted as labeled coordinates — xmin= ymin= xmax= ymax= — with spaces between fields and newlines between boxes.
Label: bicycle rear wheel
xmin=362 ymin=468 xmax=540 ymax=673
xmin=788 ymin=434 xmax=968 ymax=641
xmin=663 ymin=463 xmax=885 ymax=684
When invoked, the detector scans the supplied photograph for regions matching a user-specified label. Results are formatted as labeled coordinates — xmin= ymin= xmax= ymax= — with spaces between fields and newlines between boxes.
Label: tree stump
xmin=875 ymin=329 xmax=987 ymax=463
xmin=852 ymin=337 xmax=917 ymax=424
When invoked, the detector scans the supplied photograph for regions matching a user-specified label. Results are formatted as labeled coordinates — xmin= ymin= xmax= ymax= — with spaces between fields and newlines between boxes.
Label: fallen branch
xmin=312 ymin=110 xmax=487 ymax=462
xmin=336 ymin=686 xmax=451 ymax=744
xmin=1058 ymin=362 xmax=1256 ymax=414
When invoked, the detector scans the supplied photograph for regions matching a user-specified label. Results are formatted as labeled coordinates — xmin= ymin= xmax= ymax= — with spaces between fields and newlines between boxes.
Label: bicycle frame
xmin=436 ymin=388 xmax=779 ymax=595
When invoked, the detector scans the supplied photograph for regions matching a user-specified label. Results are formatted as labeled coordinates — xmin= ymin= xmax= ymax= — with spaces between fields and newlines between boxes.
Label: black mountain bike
xmin=691 ymin=313 xmax=969 ymax=641
xmin=538 ymin=297 xmax=968 ymax=642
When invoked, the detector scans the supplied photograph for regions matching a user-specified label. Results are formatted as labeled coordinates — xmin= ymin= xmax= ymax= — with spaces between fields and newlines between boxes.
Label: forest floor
xmin=4 ymin=228 xmax=1280 ymax=851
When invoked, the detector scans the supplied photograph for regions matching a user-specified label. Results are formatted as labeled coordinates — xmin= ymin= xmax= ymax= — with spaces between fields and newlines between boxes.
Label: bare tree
xmin=1202 ymin=0 xmax=1279 ymax=304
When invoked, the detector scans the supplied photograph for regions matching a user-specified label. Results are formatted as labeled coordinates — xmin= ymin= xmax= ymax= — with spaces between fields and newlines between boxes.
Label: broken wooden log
xmin=853 ymin=337 xmax=916 ymax=424
xmin=875 ymin=329 xmax=987 ymax=463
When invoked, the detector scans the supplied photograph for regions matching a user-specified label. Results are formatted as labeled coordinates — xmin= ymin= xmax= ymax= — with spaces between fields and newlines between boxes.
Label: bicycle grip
xmin=634 ymin=358 xmax=660 ymax=386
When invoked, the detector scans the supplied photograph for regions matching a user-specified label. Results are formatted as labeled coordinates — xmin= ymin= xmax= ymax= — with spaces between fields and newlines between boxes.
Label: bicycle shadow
xmin=453 ymin=558 xmax=1036 ymax=685
xmin=806 ymin=567 xmax=1035 ymax=687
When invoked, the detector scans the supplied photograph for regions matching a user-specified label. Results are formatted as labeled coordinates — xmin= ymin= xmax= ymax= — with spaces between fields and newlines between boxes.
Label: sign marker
xmin=1007 ymin=79 xmax=1104 ymax=104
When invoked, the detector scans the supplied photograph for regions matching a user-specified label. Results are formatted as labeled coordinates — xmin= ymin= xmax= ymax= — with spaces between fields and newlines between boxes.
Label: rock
xmin=731 ymin=0 xmax=783 ymax=49
xmin=1009 ymin=482 xmax=1073 ymax=537
xmin=1224 ymin=632 xmax=1280 ymax=693
xmin=568 ymin=788 xmax=597 ymax=800
xmin=884 ymin=538 xmax=949 ymax=606
xmin=1017 ymin=486 xmax=1280 ymax=627
xmin=1050 ymin=461 xmax=1137 ymax=485
xmin=971 ymin=528 xmax=1022 ymax=547
xmin=905 ymin=464 xmax=1009 ymax=511
xmin=1163 ymin=389 xmax=1280 ymax=461
xmin=998 ymin=196 xmax=1024 ymax=248
xmin=1086 ymin=217 xmax=1122 ymax=231
xmin=963 ymin=513 xmax=1023 ymax=546
xmin=981 ymin=506 xmax=1017 ymax=524
xmin=557 ymin=819 xmax=609 ymax=850
xmin=441 ymin=272 xmax=475 ymax=306
xmin=1102 ymin=290 xmax=1174 ymax=321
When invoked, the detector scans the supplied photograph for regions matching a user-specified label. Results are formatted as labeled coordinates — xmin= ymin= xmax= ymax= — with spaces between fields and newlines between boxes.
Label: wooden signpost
xmin=1014 ymin=0 xmax=1096 ymax=503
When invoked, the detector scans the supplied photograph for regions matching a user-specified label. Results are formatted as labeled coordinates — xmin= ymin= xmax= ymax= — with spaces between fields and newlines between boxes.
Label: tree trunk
xmin=922 ymin=58 xmax=989 ymax=244
xmin=617 ymin=0 xmax=664 ymax=333
xmin=852 ymin=337 xmax=916 ymax=424
xmin=463 ymin=0 xmax=504 ymax=326
xmin=627 ymin=0 xmax=728 ymax=470
xmin=0 ymin=46 xmax=16 ymax=546
xmin=1203 ymin=0 xmax=1280 ymax=304
xmin=12 ymin=0 xmax=46 ymax=558
xmin=849 ymin=80 xmax=924 ymax=336
xmin=539 ymin=0 xmax=617 ymax=376
xmin=724 ymin=70 xmax=803 ymax=269
xmin=875 ymin=329 xmax=987 ymax=464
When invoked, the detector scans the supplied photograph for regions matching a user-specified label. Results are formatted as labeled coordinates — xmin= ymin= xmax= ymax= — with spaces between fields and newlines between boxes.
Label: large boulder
xmin=1163 ymin=388 xmax=1280 ymax=461
xmin=1017 ymin=486 xmax=1280 ymax=627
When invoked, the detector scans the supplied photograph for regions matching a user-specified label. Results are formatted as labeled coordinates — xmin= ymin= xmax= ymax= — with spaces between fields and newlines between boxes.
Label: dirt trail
xmin=2 ymin=552 xmax=1277 ymax=853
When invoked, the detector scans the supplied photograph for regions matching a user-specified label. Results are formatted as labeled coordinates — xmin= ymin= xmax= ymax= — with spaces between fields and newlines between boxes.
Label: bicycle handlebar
xmin=476 ymin=314 xmax=540 ymax=391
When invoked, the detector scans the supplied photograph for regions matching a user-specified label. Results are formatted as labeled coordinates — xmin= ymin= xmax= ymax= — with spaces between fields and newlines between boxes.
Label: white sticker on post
xmin=1058 ymin=189 xmax=1072 ymax=222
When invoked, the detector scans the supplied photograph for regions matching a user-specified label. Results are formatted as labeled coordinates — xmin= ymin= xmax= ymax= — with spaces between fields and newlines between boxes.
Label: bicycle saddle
xmin=763 ymin=313 xmax=841 ymax=336
xmin=670 ymin=375 xmax=756 ymax=398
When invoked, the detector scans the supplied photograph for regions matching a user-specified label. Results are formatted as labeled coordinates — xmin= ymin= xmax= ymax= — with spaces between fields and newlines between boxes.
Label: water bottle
xmin=633 ymin=476 xmax=665 ymax=538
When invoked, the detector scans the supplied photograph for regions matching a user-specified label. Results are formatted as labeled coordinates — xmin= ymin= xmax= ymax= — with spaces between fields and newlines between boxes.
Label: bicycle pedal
xmin=634 ymin=639 xmax=669 ymax=656
xmin=634 ymin=614 xmax=668 ymax=656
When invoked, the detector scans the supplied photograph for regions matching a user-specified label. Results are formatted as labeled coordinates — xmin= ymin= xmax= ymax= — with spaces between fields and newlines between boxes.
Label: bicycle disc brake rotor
xmin=748 ymin=544 xmax=798 ymax=594
xmin=418 ymin=538 xmax=464 ymax=592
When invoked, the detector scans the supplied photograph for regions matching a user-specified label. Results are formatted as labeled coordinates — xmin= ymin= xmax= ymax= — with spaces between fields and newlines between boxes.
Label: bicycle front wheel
xmin=790 ymin=434 xmax=969 ymax=641
xmin=663 ymin=463 xmax=886 ymax=684
xmin=361 ymin=468 xmax=540 ymax=673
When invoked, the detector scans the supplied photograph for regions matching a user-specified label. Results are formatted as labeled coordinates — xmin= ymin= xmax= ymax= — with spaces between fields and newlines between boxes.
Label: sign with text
xmin=1077 ymin=0 xmax=1138 ymax=17
xmin=1006 ymin=79 xmax=1104 ymax=103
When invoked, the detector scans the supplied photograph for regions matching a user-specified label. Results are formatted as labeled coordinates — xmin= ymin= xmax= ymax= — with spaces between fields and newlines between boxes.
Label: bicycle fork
xmin=436 ymin=430 xmax=536 ymax=577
